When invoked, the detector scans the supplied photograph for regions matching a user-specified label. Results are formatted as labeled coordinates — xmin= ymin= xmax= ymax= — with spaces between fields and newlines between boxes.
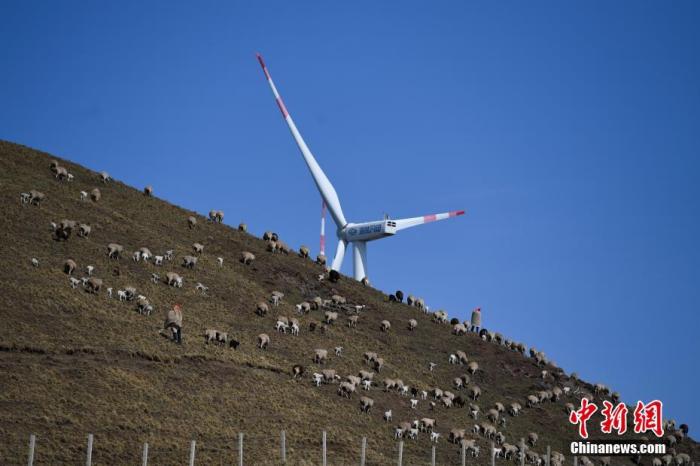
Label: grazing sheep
xmin=195 ymin=282 xmax=208 ymax=294
xmin=69 ymin=277 xmax=81 ymax=289
xmin=407 ymin=319 xmax=418 ymax=331
xmin=133 ymin=251 xmax=142 ymax=262
xmin=107 ymin=243 xmax=124 ymax=259
xmin=383 ymin=410 xmax=392 ymax=422
xmin=313 ymin=349 xmax=328 ymax=364
xmin=364 ymin=352 xmax=378 ymax=364
xmin=373 ymin=358 xmax=384 ymax=372
xmin=324 ymin=311 xmax=338 ymax=324
xmin=469 ymin=385 xmax=481 ymax=401
xmin=90 ymin=188 xmax=101 ymax=202
xmin=331 ymin=294 xmax=346 ymax=305
xmin=204 ymin=329 xmax=218 ymax=344
xmin=106 ymin=287 xmax=112 ymax=298
xmin=292 ymin=364 xmax=305 ymax=379
xmin=28 ymin=190 xmax=45 ymax=205
xmin=410 ymin=399 xmax=419 ymax=409
xmin=77 ymin=224 xmax=91 ymax=238
xmin=453 ymin=323 xmax=468 ymax=335
xmin=509 ymin=402 xmax=522 ymax=416
xmin=154 ymin=256 xmax=164 ymax=266
xmin=312 ymin=373 xmax=324 ymax=387
xmin=216 ymin=257 xmax=224 ymax=267
xmin=257 ymin=333 xmax=270 ymax=349
xmin=240 ymin=251 xmax=255 ymax=265
xmin=79 ymin=190 xmax=88 ymax=201
xmin=188 ymin=216 xmax=197 ymax=229
xmin=193 ymin=243 xmax=204 ymax=254
xmin=295 ymin=302 xmax=311 ymax=314
xmin=54 ymin=219 xmax=76 ymax=240
xmin=143 ymin=185 xmax=153 ymax=196
xmin=20 ymin=192 xmax=32 ymax=204
xmin=334 ymin=346 xmax=343 ymax=356
xmin=527 ymin=395 xmax=540 ymax=407
xmin=30 ymin=257 xmax=39 ymax=267
xmin=362 ymin=380 xmax=371 ymax=390
xmin=64 ymin=259 xmax=77 ymax=275
xmin=166 ymin=272 xmax=183 ymax=288
xmin=209 ymin=210 xmax=224 ymax=223
xmin=54 ymin=166 xmax=69 ymax=181
xmin=432 ymin=310 xmax=448 ymax=323
xmin=164 ymin=250 xmax=174 ymax=261
xmin=295 ymin=244 xmax=308 ymax=257
xmin=380 ymin=320 xmax=391 ymax=332
xmin=150 ymin=273 xmax=160 ymax=284
xmin=316 ymin=254 xmax=327 ymax=266
xmin=85 ymin=265 xmax=94 ymax=276
xmin=255 ymin=302 xmax=268 ymax=317
xmin=467 ymin=361 xmax=479 ymax=375
xmin=99 ymin=171 xmax=110 ymax=183
xmin=360 ymin=396 xmax=374 ymax=413
xmin=85 ymin=277 xmax=102 ymax=294
xmin=321 ymin=369 xmax=339 ymax=384
xmin=528 ymin=432 xmax=538 ymax=447
xmin=182 ymin=255 xmax=198 ymax=269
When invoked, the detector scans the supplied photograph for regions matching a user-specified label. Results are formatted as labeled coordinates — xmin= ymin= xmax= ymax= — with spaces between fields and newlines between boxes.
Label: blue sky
xmin=2 ymin=1 xmax=699 ymax=431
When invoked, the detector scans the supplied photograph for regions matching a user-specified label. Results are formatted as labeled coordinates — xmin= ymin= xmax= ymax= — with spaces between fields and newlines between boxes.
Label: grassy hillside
xmin=0 ymin=140 xmax=696 ymax=465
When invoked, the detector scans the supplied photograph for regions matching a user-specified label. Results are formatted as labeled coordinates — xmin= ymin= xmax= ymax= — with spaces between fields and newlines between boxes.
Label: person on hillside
xmin=470 ymin=307 xmax=481 ymax=333
xmin=164 ymin=304 xmax=183 ymax=344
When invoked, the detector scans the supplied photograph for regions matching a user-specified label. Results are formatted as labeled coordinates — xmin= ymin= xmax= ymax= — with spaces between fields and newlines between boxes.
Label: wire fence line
xmin=18 ymin=431 xmax=696 ymax=466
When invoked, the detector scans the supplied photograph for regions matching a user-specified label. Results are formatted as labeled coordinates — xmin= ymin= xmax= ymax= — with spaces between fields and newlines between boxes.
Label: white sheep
xmin=384 ymin=410 xmax=392 ymax=422
xmin=69 ymin=277 xmax=81 ymax=289
xmin=31 ymin=258 xmax=39 ymax=267
xmin=410 ymin=399 xmax=419 ymax=409
xmin=275 ymin=321 xmax=289 ymax=333
xmin=133 ymin=251 xmax=141 ymax=262
xmin=118 ymin=290 xmax=127 ymax=301
xmin=80 ymin=191 xmax=88 ymax=201
xmin=217 ymin=257 xmax=224 ymax=267
xmin=407 ymin=428 xmax=419 ymax=440
xmin=195 ymin=282 xmax=208 ymax=294
xmin=290 ymin=322 xmax=300 ymax=336
xmin=449 ymin=354 xmax=458 ymax=364
xmin=86 ymin=265 xmax=94 ymax=276
xmin=164 ymin=250 xmax=174 ymax=261
xmin=430 ymin=432 xmax=440 ymax=443
xmin=107 ymin=288 xmax=113 ymax=298
xmin=20 ymin=192 xmax=31 ymax=204
xmin=312 ymin=373 xmax=324 ymax=387
xmin=335 ymin=346 xmax=343 ymax=356
xmin=429 ymin=362 xmax=437 ymax=371
xmin=151 ymin=273 xmax=160 ymax=283
xmin=362 ymin=380 xmax=371 ymax=391
xmin=154 ymin=256 xmax=164 ymax=266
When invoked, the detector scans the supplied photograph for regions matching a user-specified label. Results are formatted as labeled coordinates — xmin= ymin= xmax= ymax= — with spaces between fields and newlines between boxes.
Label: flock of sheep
xmin=20 ymin=157 xmax=694 ymax=466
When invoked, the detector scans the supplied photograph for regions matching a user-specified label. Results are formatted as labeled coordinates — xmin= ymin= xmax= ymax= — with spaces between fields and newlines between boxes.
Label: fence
xmin=21 ymin=432 xmax=697 ymax=465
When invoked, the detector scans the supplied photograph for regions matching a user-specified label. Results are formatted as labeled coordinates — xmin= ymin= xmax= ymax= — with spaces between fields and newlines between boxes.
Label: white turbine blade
xmin=394 ymin=210 xmax=465 ymax=232
xmin=331 ymin=239 xmax=347 ymax=271
xmin=257 ymin=54 xmax=347 ymax=228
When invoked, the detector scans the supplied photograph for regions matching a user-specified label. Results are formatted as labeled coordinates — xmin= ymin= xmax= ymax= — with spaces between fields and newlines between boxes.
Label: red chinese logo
xmin=569 ymin=398 xmax=598 ymax=439
xmin=633 ymin=400 xmax=664 ymax=438
xmin=600 ymin=401 xmax=628 ymax=435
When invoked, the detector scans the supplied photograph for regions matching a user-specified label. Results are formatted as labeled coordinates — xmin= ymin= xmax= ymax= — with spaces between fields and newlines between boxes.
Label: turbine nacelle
xmin=339 ymin=220 xmax=397 ymax=242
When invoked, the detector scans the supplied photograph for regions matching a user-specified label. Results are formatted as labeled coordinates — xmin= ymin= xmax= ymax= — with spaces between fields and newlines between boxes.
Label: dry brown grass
xmin=0 ymin=140 xmax=696 ymax=465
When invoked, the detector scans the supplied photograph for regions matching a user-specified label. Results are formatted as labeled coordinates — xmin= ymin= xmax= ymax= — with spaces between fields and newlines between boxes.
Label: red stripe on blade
xmin=450 ymin=210 xmax=465 ymax=217
xmin=276 ymin=98 xmax=289 ymax=118
xmin=424 ymin=214 xmax=437 ymax=222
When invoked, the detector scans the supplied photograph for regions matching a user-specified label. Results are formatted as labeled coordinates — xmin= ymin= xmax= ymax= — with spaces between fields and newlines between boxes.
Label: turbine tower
xmin=257 ymin=54 xmax=465 ymax=281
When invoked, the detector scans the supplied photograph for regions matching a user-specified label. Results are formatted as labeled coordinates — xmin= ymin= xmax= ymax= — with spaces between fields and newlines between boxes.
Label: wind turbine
xmin=257 ymin=54 xmax=465 ymax=281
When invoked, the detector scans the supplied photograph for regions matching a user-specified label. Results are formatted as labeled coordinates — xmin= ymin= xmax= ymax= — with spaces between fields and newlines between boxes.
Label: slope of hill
xmin=0 ymin=140 xmax=696 ymax=465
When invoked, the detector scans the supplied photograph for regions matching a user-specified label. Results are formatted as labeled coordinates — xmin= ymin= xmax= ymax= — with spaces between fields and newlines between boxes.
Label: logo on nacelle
xmin=348 ymin=228 xmax=358 ymax=236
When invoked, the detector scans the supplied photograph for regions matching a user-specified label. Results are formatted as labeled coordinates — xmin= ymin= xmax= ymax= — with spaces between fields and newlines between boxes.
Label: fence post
xmin=574 ymin=455 xmax=578 ymax=466
xmin=281 ymin=430 xmax=286 ymax=464
xmin=360 ymin=437 xmax=367 ymax=466
xmin=27 ymin=434 xmax=36 ymax=466
xmin=398 ymin=440 xmax=403 ymax=466
xmin=520 ymin=438 xmax=525 ymax=466
xmin=142 ymin=442 xmax=149 ymax=466
xmin=188 ymin=440 xmax=196 ymax=466
xmin=322 ymin=431 xmax=327 ymax=466
xmin=461 ymin=441 xmax=466 ymax=466
xmin=491 ymin=441 xmax=496 ymax=466
xmin=431 ymin=445 xmax=436 ymax=466
xmin=546 ymin=445 xmax=551 ymax=466
xmin=86 ymin=434 xmax=94 ymax=466
xmin=238 ymin=433 xmax=244 ymax=466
